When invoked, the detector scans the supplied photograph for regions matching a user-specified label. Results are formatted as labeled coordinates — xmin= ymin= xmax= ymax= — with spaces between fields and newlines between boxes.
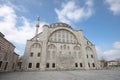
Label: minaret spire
xmin=35 ymin=17 xmax=40 ymax=36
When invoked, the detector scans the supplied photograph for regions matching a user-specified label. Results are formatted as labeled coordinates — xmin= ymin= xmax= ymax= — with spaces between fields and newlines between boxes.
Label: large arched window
xmin=86 ymin=47 xmax=94 ymax=59
xmin=73 ymin=45 xmax=81 ymax=59
xmin=48 ymin=29 xmax=78 ymax=44
xmin=30 ymin=43 xmax=42 ymax=58
xmin=47 ymin=44 xmax=56 ymax=60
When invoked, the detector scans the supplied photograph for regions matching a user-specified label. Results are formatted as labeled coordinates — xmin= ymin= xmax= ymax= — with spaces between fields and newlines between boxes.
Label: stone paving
xmin=0 ymin=70 xmax=120 ymax=80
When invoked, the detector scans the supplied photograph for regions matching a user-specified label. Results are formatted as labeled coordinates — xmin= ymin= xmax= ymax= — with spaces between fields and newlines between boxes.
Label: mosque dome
xmin=50 ymin=22 xmax=72 ymax=29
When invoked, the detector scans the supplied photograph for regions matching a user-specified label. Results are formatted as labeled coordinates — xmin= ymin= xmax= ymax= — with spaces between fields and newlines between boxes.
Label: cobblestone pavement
xmin=0 ymin=70 xmax=120 ymax=80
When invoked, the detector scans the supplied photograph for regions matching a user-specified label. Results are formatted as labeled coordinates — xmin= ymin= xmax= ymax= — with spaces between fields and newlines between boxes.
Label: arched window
xmin=86 ymin=47 xmax=93 ymax=59
xmin=31 ymin=43 xmax=40 ymax=48
xmin=52 ymin=63 xmax=55 ymax=68
xmin=28 ymin=63 xmax=32 ymax=68
xmin=80 ymin=63 xmax=82 ymax=67
xmin=75 ymin=63 xmax=78 ymax=67
xmin=30 ymin=52 xmax=33 ymax=57
xmin=36 ymin=63 xmax=40 ymax=68
xmin=46 ymin=63 xmax=49 ymax=68
xmin=38 ymin=52 xmax=40 ymax=57
xmin=74 ymin=46 xmax=80 ymax=50
xmin=48 ymin=44 xmax=56 ymax=49
xmin=47 ymin=44 xmax=56 ymax=60
xmin=86 ymin=47 xmax=92 ymax=51
xmin=64 ymin=45 xmax=66 ymax=49
xmin=93 ymin=63 xmax=95 ymax=67
xmin=91 ymin=55 xmax=93 ymax=58
xmin=0 ymin=61 xmax=2 ymax=68
xmin=48 ymin=29 xmax=78 ymax=44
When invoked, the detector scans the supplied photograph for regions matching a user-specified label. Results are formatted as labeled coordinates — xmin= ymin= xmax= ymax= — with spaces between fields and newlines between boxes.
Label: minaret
xmin=35 ymin=17 xmax=40 ymax=36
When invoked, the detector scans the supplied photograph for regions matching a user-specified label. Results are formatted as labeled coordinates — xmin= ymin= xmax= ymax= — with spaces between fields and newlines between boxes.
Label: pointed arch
xmin=48 ymin=29 xmax=78 ymax=44
xmin=31 ymin=43 xmax=41 ymax=48
xmin=48 ymin=44 xmax=56 ymax=49
xmin=86 ymin=46 xmax=93 ymax=52
xmin=73 ymin=46 xmax=80 ymax=50
xmin=30 ymin=43 xmax=42 ymax=58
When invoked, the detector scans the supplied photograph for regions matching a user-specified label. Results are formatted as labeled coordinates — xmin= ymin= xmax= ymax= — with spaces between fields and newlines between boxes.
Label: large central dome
xmin=50 ymin=22 xmax=72 ymax=29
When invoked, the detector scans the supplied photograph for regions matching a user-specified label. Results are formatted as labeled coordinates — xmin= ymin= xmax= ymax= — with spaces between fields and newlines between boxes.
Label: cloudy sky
xmin=0 ymin=0 xmax=120 ymax=60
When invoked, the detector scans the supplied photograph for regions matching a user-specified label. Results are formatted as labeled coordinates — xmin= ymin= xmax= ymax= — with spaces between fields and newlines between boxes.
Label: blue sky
xmin=0 ymin=0 xmax=120 ymax=60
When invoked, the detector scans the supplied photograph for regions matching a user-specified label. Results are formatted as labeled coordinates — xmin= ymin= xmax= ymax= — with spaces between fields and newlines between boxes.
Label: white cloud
xmin=113 ymin=41 xmax=120 ymax=49
xmin=96 ymin=46 xmax=105 ymax=59
xmin=97 ymin=41 xmax=120 ymax=60
xmin=0 ymin=5 xmax=46 ymax=45
xmin=55 ymin=0 xmax=94 ymax=23
xmin=105 ymin=0 xmax=120 ymax=15
xmin=103 ymin=49 xmax=120 ymax=60
xmin=8 ymin=2 xmax=28 ymax=13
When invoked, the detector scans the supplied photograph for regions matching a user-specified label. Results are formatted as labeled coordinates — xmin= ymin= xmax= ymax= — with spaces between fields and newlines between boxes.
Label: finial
xmin=37 ymin=17 xmax=40 ymax=21
xmin=35 ymin=17 xmax=40 ymax=36
xmin=36 ymin=17 xmax=40 ymax=27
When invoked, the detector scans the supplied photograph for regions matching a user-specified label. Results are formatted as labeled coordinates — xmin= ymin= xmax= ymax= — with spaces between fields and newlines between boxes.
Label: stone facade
xmin=0 ymin=32 xmax=19 ymax=72
xmin=22 ymin=22 xmax=99 ymax=71
xmin=12 ymin=52 xmax=19 ymax=71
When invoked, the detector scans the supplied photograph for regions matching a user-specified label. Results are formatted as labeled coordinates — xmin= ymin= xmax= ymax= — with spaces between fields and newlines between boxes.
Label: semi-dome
xmin=50 ymin=22 xmax=72 ymax=29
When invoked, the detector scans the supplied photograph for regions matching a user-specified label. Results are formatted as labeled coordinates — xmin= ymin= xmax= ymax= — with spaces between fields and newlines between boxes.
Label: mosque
xmin=22 ymin=18 xmax=99 ymax=71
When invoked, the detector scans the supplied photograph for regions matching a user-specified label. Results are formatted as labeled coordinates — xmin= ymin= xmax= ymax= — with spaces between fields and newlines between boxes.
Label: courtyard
xmin=0 ymin=70 xmax=120 ymax=80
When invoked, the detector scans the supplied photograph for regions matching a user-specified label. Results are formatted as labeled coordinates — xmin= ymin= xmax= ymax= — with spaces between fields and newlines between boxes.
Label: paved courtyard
xmin=0 ymin=70 xmax=120 ymax=80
